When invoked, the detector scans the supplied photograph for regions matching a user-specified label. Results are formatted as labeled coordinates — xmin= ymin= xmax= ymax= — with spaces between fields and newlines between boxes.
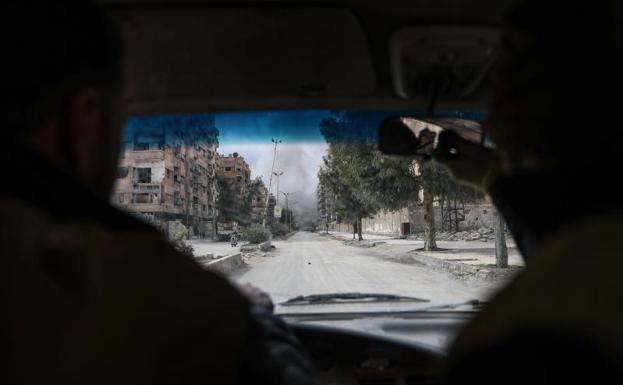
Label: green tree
xmin=319 ymin=111 xmax=422 ymax=241
xmin=411 ymin=160 xmax=484 ymax=250
xmin=318 ymin=147 xmax=379 ymax=241
xmin=216 ymin=177 xmax=253 ymax=228
xmin=318 ymin=111 xmax=482 ymax=248
xmin=417 ymin=162 xmax=448 ymax=250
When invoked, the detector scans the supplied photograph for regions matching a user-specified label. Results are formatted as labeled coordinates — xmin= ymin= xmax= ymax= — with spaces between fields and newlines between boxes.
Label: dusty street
xmin=233 ymin=232 xmax=501 ymax=312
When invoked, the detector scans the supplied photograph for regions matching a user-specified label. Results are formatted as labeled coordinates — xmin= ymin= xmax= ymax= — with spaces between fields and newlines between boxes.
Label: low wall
xmin=329 ymin=202 xmax=501 ymax=235
xmin=204 ymin=253 xmax=244 ymax=274
xmin=361 ymin=208 xmax=410 ymax=234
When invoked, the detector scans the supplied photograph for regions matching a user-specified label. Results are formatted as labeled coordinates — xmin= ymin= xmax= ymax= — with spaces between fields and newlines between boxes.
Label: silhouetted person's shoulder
xmin=0 ymin=149 xmax=250 ymax=385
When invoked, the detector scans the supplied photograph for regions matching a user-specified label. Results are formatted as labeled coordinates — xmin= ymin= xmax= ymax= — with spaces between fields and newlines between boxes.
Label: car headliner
xmin=96 ymin=0 xmax=518 ymax=115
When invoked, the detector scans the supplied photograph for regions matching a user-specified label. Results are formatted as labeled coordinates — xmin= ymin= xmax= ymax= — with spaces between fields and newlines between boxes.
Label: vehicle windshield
xmin=112 ymin=110 xmax=522 ymax=315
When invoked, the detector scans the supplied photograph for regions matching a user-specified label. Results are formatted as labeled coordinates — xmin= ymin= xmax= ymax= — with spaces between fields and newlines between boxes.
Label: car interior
xmin=96 ymin=1 xmax=517 ymax=384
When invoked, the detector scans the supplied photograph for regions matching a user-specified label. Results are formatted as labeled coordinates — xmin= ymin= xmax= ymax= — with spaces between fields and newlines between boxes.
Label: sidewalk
xmin=326 ymin=230 xmax=523 ymax=283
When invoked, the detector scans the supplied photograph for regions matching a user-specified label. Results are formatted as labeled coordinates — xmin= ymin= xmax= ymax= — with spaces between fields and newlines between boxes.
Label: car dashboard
xmin=286 ymin=312 xmax=473 ymax=385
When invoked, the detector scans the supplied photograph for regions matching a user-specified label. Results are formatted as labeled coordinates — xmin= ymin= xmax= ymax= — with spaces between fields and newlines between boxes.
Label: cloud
xmin=219 ymin=143 xmax=328 ymax=222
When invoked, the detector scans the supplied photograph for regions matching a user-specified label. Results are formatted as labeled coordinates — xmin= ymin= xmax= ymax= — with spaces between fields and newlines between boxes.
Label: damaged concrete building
xmin=217 ymin=153 xmax=251 ymax=198
xmin=112 ymin=114 xmax=219 ymax=238
xmin=250 ymin=178 xmax=276 ymax=224
xmin=216 ymin=155 xmax=276 ymax=225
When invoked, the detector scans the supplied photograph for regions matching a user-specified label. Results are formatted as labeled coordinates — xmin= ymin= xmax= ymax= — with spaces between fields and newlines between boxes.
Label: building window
xmin=202 ymin=204 xmax=206 ymax=212
xmin=134 ymin=193 xmax=150 ymax=203
xmin=166 ymin=169 xmax=171 ymax=179
xmin=117 ymin=167 xmax=129 ymax=179
xmin=173 ymin=166 xmax=181 ymax=182
xmin=118 ymin=193 xmax=124 ymax=203
xmin=135 ymin=168 xmax=151 ymax=183
xmin=236 ymin=176 xmax=242 ymax=183
xmin=225 ymin=166 xmax=232 ymax=171
xmin=174 ymin=192 xmax=182 ymax=206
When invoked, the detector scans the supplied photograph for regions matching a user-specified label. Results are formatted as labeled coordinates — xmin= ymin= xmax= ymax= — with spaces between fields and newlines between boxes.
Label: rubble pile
xmin=241 ymin=250 xmax=271 ymax=260
xmin=409 ymin=227 xmax=507 ymax=242
xmin=343 ymin=239 xmax=386 ymax=248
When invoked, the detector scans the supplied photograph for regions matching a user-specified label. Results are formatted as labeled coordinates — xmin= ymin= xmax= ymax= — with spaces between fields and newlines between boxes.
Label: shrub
xmin=242 ymin=224 xmax=270 ymax=244
xmin=175 ymin=242 xmax=195 ymax=257
xmin=168 ymin=220 xmax=194 ymax=256
xmin=270 ymin=223 xmax=289 ymax=237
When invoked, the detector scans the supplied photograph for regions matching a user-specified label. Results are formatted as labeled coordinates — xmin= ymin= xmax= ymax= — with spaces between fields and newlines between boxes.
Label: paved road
xmin=234 ymin=232 xmax=498 ymax=313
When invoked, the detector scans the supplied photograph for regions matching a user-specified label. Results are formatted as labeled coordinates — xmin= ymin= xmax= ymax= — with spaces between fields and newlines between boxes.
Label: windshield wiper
xmin=280 ymin=292 xmax=429 ymax=306
xmin=416 ymin=299 xmax=486 ymax=311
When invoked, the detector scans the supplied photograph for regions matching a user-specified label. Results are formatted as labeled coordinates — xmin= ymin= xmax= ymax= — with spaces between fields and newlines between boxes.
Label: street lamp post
xmin=273 ymin=171 xmax=284 ymax=205
xmin=263 ymin=138 xmax=281 ymax=228
xmin=281 ymin=191 xmax=290 ymax=232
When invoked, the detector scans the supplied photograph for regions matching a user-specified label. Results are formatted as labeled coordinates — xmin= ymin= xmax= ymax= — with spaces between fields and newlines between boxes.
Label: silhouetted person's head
xmin=487 ymin=0 xmax=621 ymax=173
xmin=2 ymin=1 xmax=124 ymax=198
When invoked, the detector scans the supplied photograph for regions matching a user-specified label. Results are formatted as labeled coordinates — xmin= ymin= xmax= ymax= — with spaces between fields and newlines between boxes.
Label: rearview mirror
xmin=378 ymin=117 xmax=484 ymax=156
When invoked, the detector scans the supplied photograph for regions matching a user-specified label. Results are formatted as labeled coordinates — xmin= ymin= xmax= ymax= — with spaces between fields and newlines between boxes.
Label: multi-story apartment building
xmin=217 ymin=153 xmax=251 ymax=198
xmin=112 ymin=114 xmax=219 ymax=238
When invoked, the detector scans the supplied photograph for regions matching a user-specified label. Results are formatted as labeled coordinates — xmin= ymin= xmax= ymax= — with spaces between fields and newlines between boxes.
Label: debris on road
xmin=342 ymin=239 xmax=387 ymax=248
xmin=408 ymin=228 xmax=510 ymax=243
xmin=194 ymin=253 xmax=219 ymax=263
xmin=240 ymin=244 xmax=259 ymax=252
xmin=259 ymin=241 xmax=272 ymax=252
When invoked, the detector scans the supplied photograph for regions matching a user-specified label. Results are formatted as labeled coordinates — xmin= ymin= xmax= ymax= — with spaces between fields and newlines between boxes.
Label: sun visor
xmin=116 ymin=8 xmax=375 ymax=113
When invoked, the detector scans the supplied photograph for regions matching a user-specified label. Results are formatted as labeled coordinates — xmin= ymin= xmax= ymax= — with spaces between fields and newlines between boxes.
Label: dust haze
xmin=219 ymin=143 xmax=328 ymax=224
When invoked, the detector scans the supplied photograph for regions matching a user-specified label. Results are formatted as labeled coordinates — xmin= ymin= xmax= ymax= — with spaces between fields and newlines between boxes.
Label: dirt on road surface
xmin=233 ymin=232 xmax=504 ymax=313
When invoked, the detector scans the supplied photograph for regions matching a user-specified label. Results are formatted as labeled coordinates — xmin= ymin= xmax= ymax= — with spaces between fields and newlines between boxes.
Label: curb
xmin=396 ymin=252 xmax=520 ymax=283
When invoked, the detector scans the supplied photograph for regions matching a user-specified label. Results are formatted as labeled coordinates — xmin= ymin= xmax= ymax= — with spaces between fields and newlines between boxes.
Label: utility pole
xmin=263 ymin=138 xmax=281 ymax=228
xmin=282 ymin=191 xmax=291 ymax=232
xmin=273 ymin=171 xmax=284 ymax=205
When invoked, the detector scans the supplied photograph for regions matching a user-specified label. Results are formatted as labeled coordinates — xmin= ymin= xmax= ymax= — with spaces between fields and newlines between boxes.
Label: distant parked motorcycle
xmin=230 ymin=233 xmax=238 ymax=247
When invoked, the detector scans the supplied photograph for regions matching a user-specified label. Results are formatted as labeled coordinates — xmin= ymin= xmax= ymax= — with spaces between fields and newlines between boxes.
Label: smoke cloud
xmin=219 ymin=142 xmax=328 ymax=223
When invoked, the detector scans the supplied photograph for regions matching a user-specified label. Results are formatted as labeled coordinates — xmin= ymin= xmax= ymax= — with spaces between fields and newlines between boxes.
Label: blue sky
xmin=217 ymin=110 xmax=327 ymax=147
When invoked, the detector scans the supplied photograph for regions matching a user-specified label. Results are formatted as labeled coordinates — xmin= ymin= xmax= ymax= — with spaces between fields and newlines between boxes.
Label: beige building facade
xmin=112 ymin=115 xmax=219 ymax=237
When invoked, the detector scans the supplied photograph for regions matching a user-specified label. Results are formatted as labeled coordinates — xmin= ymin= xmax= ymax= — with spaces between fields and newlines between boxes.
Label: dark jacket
xmin=1 ymin=147 xmax=314 ymax=385
xmin=446 ymin=170 xmax=623 ymax=384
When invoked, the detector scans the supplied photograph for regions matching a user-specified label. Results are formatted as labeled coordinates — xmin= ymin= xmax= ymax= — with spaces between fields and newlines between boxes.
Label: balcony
xmin=133 ymin=183 xmax=162 ymax=193
xmin=127 ymin=150 xmax=165 ymax=161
